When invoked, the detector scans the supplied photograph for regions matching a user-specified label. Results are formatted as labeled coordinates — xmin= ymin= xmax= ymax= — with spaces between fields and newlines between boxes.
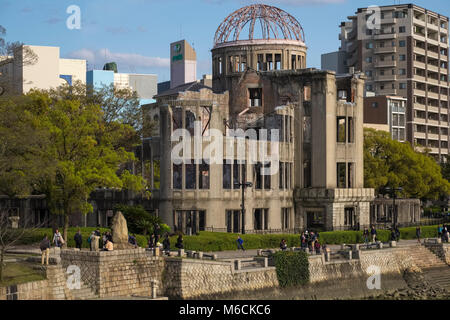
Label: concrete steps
xmin=406 ymin=245 xmax=448 ymax=269
xmin=423 ymin=266 xmax=450 ymax=290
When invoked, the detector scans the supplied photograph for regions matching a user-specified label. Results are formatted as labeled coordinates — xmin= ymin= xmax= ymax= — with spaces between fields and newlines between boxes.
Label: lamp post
xmin=234 ymin=181 xmax=252 ymax=234
xmin=384 ymin=187 xmax=403 ymax=229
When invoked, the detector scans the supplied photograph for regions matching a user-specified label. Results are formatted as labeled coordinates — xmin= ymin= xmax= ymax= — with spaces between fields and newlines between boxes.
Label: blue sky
xmin=1 ymin=0 xmax=449 ymax=82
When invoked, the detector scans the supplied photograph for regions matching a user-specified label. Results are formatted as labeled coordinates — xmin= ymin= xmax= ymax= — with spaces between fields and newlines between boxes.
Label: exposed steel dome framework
xmin=214 ymin=4 xmax=305 ymax=45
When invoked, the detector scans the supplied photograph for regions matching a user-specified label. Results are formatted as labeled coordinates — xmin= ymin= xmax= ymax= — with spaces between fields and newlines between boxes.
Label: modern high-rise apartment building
xmin=322 ymin=4 xmax=450 ymax=161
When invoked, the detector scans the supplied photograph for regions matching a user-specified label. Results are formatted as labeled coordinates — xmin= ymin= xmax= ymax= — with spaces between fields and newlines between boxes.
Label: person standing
xmin=175 ymin=234 xmax=184 ymax=250
xmin=148 ymin=234 xmax=155 ymax=249
xmin=237 ymin=236 xmax=245 ymax=251
xmin=363 ymin=227 xmax=370 ymax=244
xmin=394 ymin=226 xmax=401 ymax=242
xmin=74 ymin=229 xmax=83 ymax=249
xmin=280 ymin=239 xmax=287 ymax=251
xmin=314 ymin=240 xmax=321 ymax=255
xmin=163 ymin=234 xmax=171 ymax=255
xmin=40 ymin=235 xmax=51 ymax=265
xmin=300 ymin=233 xmax=306 ymax=248
xmin=370 ymin=225 xmax=377 ymax=243
xmin=416 ymin=226 xmax=421 ymax=243
xmin=88 ymin=232 xmax=95 ymax=251
xmin=53 ymin=229 xmax=63 ymax=248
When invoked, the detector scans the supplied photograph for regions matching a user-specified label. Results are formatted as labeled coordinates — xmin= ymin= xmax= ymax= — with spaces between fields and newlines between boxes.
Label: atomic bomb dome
xmin=213 ymin=4 xmax=305 ymax=46
xmin=211 ymin=4 xmax=308 ymax=92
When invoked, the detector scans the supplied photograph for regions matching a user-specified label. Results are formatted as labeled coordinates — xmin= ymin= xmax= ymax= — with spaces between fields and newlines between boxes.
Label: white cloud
xmin=66 ymin=48 xmax=170 ymax=69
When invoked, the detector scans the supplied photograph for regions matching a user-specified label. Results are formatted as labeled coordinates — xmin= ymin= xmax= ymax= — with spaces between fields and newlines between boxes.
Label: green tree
xmin=113 ymin=204 xmax=162 ymax=236
xmin=364 ymin=128 xmax=450 ymax=200
xmin=25 ymin=89 xmax=146 ymax=242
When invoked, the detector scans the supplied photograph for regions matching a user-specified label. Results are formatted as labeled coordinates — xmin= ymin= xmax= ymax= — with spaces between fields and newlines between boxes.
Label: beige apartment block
xmin=335 ymin=4 xmax=450 ymax=161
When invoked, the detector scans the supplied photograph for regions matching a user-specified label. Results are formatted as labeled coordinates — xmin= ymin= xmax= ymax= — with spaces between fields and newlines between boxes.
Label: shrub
xmin=271 ymin=251 xmax=309 ymax=287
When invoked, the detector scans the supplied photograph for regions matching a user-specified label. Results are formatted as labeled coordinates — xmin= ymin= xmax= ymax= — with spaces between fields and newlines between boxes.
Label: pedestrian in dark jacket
xmin=314 ymin=240 xmax=321 ymax=254
xmin=280 ymin=239 xmax=287 ymax=251
xmin=363 ymin=227 xmax=370 ymax=244
xmin=416 ymin=226 xmax=421 ymax=243
xmin=74 ymin=229 xmax=83 ymax=249
xmin=370 ymin=226 xmax=377 ymax=242
xmin=175 ymin=235 xmax=184 ymax=249
xmin=162 ymin=234 xmax=170 ymax=255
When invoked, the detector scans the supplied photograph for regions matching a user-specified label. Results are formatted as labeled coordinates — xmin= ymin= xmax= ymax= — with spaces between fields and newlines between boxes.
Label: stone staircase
xmin=405 ymin=244 xmax=450 ymax=291
xmin=407 ymin=244 xmax=448 ymax=270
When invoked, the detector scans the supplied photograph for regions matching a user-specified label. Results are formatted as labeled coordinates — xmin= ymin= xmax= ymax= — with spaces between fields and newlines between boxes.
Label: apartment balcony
xmin=428 ymin=133 xmax=440 ymax=140
xmin=427 ymin=37 xmax=440 ymax=46
xmin=374 ymin=47 xmax=397 ymax=54
xmin=428 ymin=91 xmax=439 ymax=100
xmin=414 ymin=88 xmax=426 ymax=97
xmin=441 ymin=135 xmax=449 ymax=141
xmin=427 ymin=147 xmax=441 ymax=154
xmin=413 ymin=60 xmax=426 ymax=69
xmin=427 ymin=51 xmax=439 ymax=59
xmin=377 ymin=88 xmax=397 ymax=96
xmin=414 ymin=103 xmax=426 ymax=111
xmin=428 ymin=78 xmax=440 ymax=86
xmin=381 ymin=17 xmax=397 ymax=25
xmin=441 ymin=67 xmax=448 ymax=77
xmin=374 ymin=33 xmax=397 ymax=40
xmin=413 ymin=46 xmax=426 ymax=56
xmin=414 ymin=75 xmax=426 ymax=82
xmin=441 ymin=95 xmax=448 ymax=101
xmin=428 ymin=119 xmax=440 ymax=126
xmin=428 ymin=64 xmax=439 ymax=73
xmin=413 ymin=33 xmax=426 ymax=42
xmin=414 ymin=18 xmax=426 ymax=27
xmin=374 ymin=60 xmax=397 ymax=68
xmin=414 ymin=117 xmax=427 ymax=124
xmin=414 ymin=131 xmax=426 ymax=139
xmin=428 ymin=105 xmax=440 ymax=113
xmin=427 ymin=23 xmax=439 ymax=32
xmin=374 ymin=75 xmax=397 ymax=82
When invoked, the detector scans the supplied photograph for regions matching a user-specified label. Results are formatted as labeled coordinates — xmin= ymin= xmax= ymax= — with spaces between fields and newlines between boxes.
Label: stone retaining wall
xmin=0 ymin=265 xmax=71 ymax=300
xmin=163 ymin=258 xmax=279 ymax=299
xmin=424 ymin=243 xmax=450 ymax=264
xmin=60 ymin=248 xmax=165 ymax=298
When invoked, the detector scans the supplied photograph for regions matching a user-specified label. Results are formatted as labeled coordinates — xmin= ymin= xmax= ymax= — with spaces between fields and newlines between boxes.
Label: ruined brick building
xmin=141 ymin=4 xmax=375 ymax=234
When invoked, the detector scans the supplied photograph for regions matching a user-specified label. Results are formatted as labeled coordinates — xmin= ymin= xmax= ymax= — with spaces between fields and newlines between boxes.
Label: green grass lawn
xmin=0 ymin=262 xmax=46 ymax=287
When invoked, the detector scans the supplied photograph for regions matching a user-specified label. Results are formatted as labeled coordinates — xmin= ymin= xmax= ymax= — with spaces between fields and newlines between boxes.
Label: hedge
xmin=271 ymin=251 xmax=309 ymax=287
xmin=15 ymin=225 xmax=442 ymax=251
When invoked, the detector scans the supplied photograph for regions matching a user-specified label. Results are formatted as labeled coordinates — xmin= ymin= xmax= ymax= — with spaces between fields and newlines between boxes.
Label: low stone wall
xmin=60 ymin=248 xmax=165 ymax=298
xmin=0 ymin=280 xmax=50 ymax=300
xmin=163 ymin=258 xmax=278 ymax=299
xmin=308 ymin=247 xmax=418 ymax=284
xmin=0 ymin=265 xmax=71 ymax=300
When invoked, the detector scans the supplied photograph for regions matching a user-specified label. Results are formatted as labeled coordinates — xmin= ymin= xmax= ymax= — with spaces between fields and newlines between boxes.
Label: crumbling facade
xmin=143 ymin=4 xmax=375 ymax=233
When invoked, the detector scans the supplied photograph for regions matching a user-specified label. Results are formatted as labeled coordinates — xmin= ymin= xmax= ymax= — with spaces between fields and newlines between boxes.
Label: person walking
xmin=163 ymin=234 xmax=171 ymax=256
xmin=88 ymin=232 xmax=95 ymax=251
xmin=370 ymin=225 xmax=377 ymax=243
xmin=438 ymin=225 xmax=443 ymax=239
xmin=237 ymin=236 xmax=245 ymax=251
xmin=74 ymin=229 xmax=83 ymax=249
xmin=148 ymin=234 xmax=155 ymax=249
xmin=53 ymin=229 xmax=64 ymax=248
xmin=175 ymin=234 xmax=184 ymax=250
xmin=416 ymin=226 xmax=421 ymax=243
xmin=394 ymin=226 xmax=401 ymax=242
xmin=40 ymin=235 xmax=51 ymax=265
xmin=363 ymin=227 xmax=370 ymax=244
xmin=300 ymin=232 xmax=307 ymax=248
xmin=280 ymin=239 xmax=287 ymax=251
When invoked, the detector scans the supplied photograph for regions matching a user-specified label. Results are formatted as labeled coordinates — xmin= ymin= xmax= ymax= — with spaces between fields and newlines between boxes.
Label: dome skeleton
xmin=214 ymin=4 xmax=305 ymax=45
